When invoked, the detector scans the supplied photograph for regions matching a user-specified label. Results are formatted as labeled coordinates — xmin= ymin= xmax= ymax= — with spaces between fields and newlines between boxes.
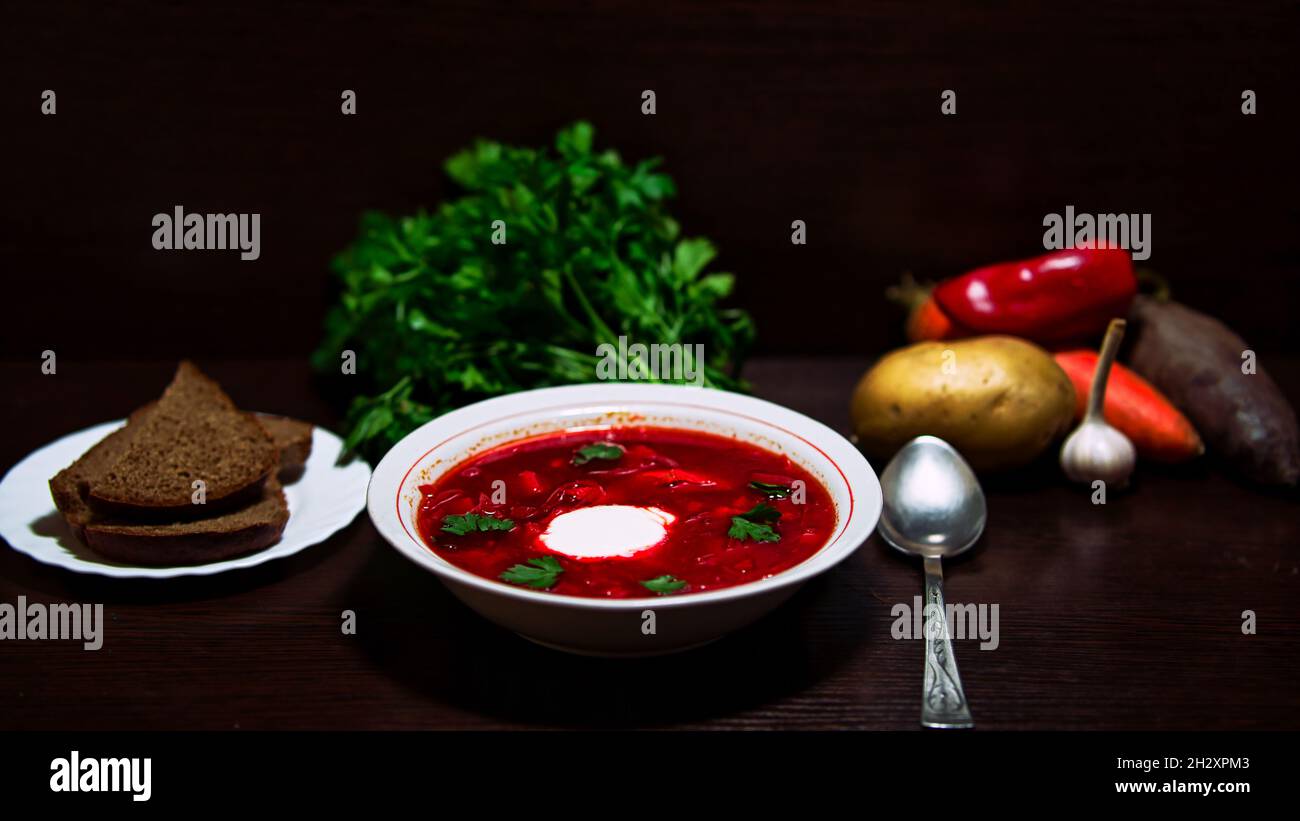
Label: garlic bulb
xmin=1061 ymin=318 xmax=1136 ymax=488
xmin=1062 ymin=418 xmax=1136 ymax=487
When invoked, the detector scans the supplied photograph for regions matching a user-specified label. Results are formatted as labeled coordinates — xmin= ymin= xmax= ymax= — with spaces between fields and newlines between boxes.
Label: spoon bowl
xmin=878 ymin=436 xmax=986 ymax=560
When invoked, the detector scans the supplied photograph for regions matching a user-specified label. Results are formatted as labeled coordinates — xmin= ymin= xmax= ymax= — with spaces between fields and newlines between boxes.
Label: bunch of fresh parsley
xmin=313 ymin=122 xmax=756 ymax=461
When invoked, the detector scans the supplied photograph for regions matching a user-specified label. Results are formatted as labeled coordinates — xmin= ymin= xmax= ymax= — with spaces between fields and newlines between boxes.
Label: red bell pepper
xmin=932 ymin=248 xmax=1136 ymax=343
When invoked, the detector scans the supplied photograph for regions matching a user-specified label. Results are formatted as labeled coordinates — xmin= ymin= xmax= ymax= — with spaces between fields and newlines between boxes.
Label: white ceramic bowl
xmin=367 ymin=383 xmax=881 ymax=656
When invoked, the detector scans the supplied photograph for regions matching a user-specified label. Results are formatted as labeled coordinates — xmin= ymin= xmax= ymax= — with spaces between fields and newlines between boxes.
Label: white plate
xmin=0 ymin=419 xmax=371 ymax=579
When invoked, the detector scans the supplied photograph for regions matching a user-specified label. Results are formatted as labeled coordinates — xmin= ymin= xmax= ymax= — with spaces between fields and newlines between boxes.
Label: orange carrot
xmin=1054 ymin=350 xmax=1204 ymax=463
xmin=888 ymin=274 xmax=971 ymax=342
xmin=906 ymin=295 xmax=965 ymax=342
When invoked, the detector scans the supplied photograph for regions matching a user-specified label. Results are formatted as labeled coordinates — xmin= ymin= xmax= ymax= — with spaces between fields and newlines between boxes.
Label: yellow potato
xmin=850 ymin=336 xmax=1076 ymax=471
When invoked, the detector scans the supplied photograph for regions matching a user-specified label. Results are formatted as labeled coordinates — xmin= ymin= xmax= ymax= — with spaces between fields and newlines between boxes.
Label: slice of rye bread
xmin=255 ymin=414 xmax=313 ymax=473
xmin=50 ymin=411 xmax=312 ymax=528
xmin=50 ymin=429 xmax=288 ymax=565
xmin=74 ymin=477 xmax=289 ymax=566
xmin=49 ymin=416 xmax=308 ymax=565
xmin=125 ymin=406 xmax=312 ymax=472
xmin=86 ymin=361 xmax=278 ymax=516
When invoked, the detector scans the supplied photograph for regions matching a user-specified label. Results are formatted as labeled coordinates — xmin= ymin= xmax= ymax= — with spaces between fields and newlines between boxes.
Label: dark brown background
xmin=1 ymin=2 xmax=1298 ymax=732
xmin=2 ymin=0 xmax=1298 ymax=360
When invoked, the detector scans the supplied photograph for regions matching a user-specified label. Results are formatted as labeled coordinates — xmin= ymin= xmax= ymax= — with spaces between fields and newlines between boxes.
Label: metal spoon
xmin=877 ymin=435 xmax=986 ymax=729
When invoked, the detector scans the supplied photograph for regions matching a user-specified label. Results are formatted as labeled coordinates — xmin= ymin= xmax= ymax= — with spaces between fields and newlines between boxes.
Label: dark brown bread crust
xmin=75 ymin=478 xmax=289 ymax=566
xmin=88 ymin=475 xmax=273 ymax=520
xmin=50 ymin=425 xmax=136 ymax=527
xmin=73 ymin=520 xmax=285 ymax=565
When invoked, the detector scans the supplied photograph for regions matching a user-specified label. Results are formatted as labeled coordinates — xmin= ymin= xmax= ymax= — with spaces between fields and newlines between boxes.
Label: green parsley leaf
xmin=641 ymin=575 xmax=688 ymax=595
xmin=571 ymin=442 xmax=624 ymax=466
xmin=738 ymin=502 xmax=781 ymax=523
xmin=499 ymin=556 xmax=564 ymax=589
xmin=441 ymin=513 xmax=515 ymax=536
xmin=312 ymin=122 xmax=756 ymax=464
xmin=727 ymin=517 xmax=781 ymax=543
xmin=728 ymin=502 xmax=781 ymax=542
xmin=748 ymin=480 xmax=792 ymax=499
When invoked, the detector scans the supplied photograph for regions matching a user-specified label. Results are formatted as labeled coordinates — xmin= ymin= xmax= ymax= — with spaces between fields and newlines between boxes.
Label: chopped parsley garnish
xmin=571 ymin=442 xmax=624 ymax=466
xmin=441 ymin=512 xmax=515 ymax=536
xmin=748 ymin=480 xmax=792 ymax=499
xmin=738 ymin=502 xmax=781 ymax=523
xmin=728 ymin=502 xmax=781 ymax=543
xmin=728 ymin=518 xmax=781 ymax=543
xmin=499 ymin=556 xmax=565 ymax=589
xmin=641 ymin=575 xmax=688 ymax=595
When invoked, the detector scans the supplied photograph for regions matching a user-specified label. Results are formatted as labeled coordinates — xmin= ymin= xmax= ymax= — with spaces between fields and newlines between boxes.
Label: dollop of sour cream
xmin=539 ymin=505 xmax=675 ymax=559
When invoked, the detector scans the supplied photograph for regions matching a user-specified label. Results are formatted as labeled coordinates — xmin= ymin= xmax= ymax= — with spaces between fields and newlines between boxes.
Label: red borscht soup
xmin=415 ymin=426 xmax=837 ymax=598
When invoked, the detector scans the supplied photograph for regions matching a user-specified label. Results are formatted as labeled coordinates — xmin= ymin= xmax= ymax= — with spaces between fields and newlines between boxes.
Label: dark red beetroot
xmin=1127 ymin=296 xmax=1300 ymax=485
xmin=416 ymin=427 xmax=837 ymax=598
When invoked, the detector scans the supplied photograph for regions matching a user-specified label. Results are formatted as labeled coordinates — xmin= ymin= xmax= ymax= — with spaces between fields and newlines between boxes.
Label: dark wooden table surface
xmin=2 ymin=357 xmax=1297 ymax=730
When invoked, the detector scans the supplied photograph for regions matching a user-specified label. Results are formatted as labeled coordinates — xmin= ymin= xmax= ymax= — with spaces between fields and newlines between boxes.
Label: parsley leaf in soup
xmin=727 ymin=518 xmax=781 ymax=543
xmin=441 ymin=513 xmax=515 ymax=536
xmin=572 ymin=442 xmax=624 ymax=466
xmin=737 ymin=502 xmax=781 ymax=523
xmin=641 ymin=575 xmax=688 ymax=595
xmin=500 ymin=556 xmax=565 ymax=589
xmin=748 ymin=480 xmax=792 ymax=499
xmin=728 ymin=502 xmax=782 ymax=542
